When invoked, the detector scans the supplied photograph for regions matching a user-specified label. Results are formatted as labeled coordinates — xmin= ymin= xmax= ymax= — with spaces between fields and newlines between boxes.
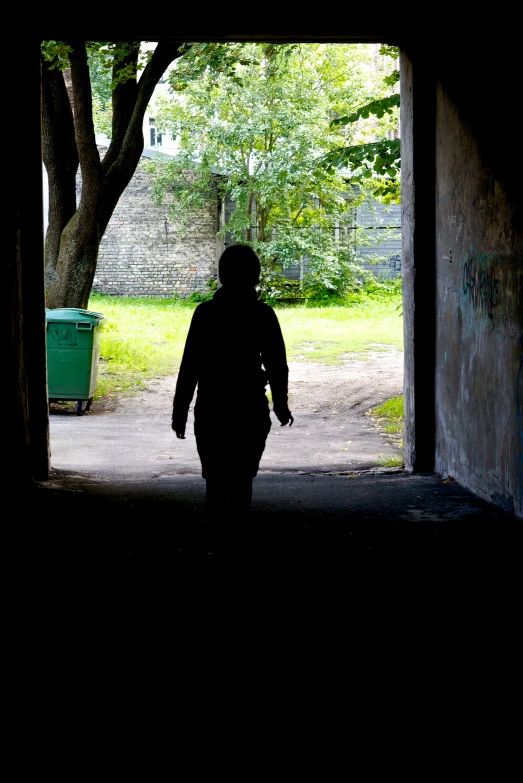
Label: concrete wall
xmin=401 ymin=41 xmax=523 ymax=519
xmin=434 ymin=83 xmax=523 ymax=517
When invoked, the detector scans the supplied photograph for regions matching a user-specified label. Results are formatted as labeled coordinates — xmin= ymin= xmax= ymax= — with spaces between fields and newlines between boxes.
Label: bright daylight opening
xmin=42 ymin=41 xmax=403 ymax=481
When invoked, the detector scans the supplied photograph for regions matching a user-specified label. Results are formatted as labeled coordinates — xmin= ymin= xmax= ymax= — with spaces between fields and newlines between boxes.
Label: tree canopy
xmin=146 ymin=42 xmax=400 ymax=297
xmin=40 ymin=40 xmax=399 ymax=307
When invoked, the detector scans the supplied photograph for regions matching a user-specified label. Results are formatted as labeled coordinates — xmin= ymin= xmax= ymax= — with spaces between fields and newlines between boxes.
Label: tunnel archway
xmin=7 ymin=17 xmax=522 ymax=518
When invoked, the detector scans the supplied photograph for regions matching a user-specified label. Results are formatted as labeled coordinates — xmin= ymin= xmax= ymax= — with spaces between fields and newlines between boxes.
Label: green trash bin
xmin=46 ymin=308 xmax=105 ymax=416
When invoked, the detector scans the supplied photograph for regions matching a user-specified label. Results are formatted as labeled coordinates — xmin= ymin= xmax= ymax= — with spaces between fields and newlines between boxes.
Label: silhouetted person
xmin=172 ymin=244 xmax=293 ymax=525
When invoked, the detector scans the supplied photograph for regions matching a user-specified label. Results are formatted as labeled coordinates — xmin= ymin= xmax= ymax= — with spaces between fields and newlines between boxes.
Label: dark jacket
xmin=172 ymin=284 xmax=289 ymax=435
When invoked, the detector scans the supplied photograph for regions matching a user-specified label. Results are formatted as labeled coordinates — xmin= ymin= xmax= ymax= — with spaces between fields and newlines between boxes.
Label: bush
xmin=187 ymin=277 xmax=218 ymax=303
xmin=298 ymin=267 xmax=403 ymax=307
xmin=345 ymin=277 xmax=403 ymax=306
xmin=258 ymin=275 xmax=303 ymax=305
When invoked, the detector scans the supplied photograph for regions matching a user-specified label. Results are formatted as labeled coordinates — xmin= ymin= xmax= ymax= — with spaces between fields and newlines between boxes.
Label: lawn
xmin=277 ymin=299 xmax=403 ymax=364
xmin=88 ymin=284 xmax=403 ymax=401
xmin=368 ymin=395 xmax=405 ymax=467
xmin=88 ymin=294 xmax=194 ymax=400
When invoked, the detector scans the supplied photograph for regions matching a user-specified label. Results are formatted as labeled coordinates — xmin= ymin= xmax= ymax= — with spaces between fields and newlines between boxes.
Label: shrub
xmin=187 ymin=277 xmax=218 ymax=303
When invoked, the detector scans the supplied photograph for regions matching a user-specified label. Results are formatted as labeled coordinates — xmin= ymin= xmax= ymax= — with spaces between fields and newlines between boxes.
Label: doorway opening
xmin=44 ymin=40 xmax=404 ymax=484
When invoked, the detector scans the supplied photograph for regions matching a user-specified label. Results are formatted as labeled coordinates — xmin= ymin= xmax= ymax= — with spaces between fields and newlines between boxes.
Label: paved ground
xmin=9 ymin=467 xmax=521 ymax=628
xmin=47 ymin=351 xmax=406 ymax=478
xmin=8 ymin=352 xmax=520 ymax=625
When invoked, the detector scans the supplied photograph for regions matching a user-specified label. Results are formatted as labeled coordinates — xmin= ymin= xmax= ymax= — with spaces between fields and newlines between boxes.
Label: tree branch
xmin=67 ymin=40 xmax=102 ymax=194
xmin=41 ymin=55 xmax=79 ymax=269
xmin=41 ymin=56 xmax=78 ymax=178
xmin=101 ymin=42 xmax=141 ymax=172
xmin=99 ymin=41 xmax=186 ymax=230
xmin=102 ymin=41 xmax=185 ymax=182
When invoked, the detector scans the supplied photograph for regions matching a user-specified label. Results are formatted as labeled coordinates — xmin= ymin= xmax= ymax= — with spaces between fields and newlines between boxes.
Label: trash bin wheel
xmin=75 ymin=400 xmax=89 ymax=416
xmin=85 ymin=397 xmax=93 ymax=412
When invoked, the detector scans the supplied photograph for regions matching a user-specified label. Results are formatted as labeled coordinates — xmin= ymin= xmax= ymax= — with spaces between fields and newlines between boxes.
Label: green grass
xmin=375 ymin=453 xmax=404 ymax=468
xmin=276 ymin=298 xmax=403 ymax=364
xmin=368 ymin=394 xmax=405 ymax=469
xmin=88 ymin=293 xmax=195 ymax=401
xmin=368 ymin=395 xmax=404 ymax=433
xmin=87 ymin=288 xmax=403 ymax=402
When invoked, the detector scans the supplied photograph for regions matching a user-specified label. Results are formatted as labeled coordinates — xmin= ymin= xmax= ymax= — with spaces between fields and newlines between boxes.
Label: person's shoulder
xmin=256 ymin=300 xmax=276 ymax=315
xmin=256 ymin=301 xmax=280 ymax=322
xmin=192 ymin=300 xmax=213 ymax=317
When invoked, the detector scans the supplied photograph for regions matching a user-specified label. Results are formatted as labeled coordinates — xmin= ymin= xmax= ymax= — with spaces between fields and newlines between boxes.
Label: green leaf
xmin=329 ymin=94 xmax=400 ymax=128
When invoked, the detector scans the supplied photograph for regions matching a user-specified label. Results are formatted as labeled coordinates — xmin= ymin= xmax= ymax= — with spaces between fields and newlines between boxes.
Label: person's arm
xmin=261 ymin=306 xmax=293 ymax=426
xmin=172 ymin=306 xmax=203 ymax=438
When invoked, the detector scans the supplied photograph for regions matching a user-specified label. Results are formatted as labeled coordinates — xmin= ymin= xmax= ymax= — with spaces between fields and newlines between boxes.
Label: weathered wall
xmin=434 ymin=84 xmax=523 ymax=517
xmin=400 ymin=39 xmax=522 ymax=519
xmin=400 ymin=48 xmax=436 ymax=474
xmin=400 ymin=51 xmax=415 ymax=472
xmin=93 ymin=159 xmax=219 ymax=298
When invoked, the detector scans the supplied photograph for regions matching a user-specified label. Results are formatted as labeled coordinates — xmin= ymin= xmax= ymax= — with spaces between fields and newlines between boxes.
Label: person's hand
xmin=172 ymin=419 xmax=186 ymax=439
xmin=273 ymin=404 xmax=294 ymax=427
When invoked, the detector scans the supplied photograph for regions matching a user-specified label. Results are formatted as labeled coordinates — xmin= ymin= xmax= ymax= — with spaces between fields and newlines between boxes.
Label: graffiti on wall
xmin=462 ymin=253 xmax=501 ymax=320
xmin=457 ymin=251 xmax=522 ymax=515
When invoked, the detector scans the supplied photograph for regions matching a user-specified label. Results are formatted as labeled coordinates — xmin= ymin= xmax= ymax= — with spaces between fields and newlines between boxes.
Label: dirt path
xmin=287 ymin=348 xmax=404 ymax=418
xmin=49 ymin=348 xmax=404 ymax=478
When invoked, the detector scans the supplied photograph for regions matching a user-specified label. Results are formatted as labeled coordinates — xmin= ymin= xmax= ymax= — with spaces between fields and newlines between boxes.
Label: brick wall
xmin=88 ymin=149 xmax=401 ymax=297
xmin=92 ymin=155 xmax=220 ymax=298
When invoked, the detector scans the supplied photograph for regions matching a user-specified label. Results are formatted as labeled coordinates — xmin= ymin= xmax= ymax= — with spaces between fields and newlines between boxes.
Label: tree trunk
xmin=45 ymin=208 xmax=101 ymax=309
xmin=41 ymin=57 xmax=79 ymax=289
xmin=43 ymin=39 xmax=185 ymax=309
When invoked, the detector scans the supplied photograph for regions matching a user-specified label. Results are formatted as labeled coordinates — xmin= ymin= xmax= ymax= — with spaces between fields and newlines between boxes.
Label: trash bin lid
xmin=46 ymin=308 xmax=105 ymax=326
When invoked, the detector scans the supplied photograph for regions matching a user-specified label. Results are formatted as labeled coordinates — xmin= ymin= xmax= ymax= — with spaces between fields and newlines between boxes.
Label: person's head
xmin=218 ymin=244 xmax=261 ymax=287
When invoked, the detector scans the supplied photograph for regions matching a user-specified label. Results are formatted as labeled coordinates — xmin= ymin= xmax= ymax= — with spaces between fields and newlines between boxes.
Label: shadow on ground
xmin=9 ymin=468 xmax=520 ymax=562
xmin=8 ymin=467 xmax=523 ymax=636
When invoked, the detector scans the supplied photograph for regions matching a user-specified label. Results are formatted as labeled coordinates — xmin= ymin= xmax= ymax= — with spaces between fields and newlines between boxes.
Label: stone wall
xmin=92 ymin=156 xmax=220 ymax=298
